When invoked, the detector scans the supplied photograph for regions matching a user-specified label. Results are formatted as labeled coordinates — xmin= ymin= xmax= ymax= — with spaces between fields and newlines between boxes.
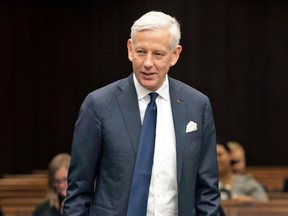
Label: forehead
xmin=54 ymin=166 xmax=68 ymax=177
xmin=232 ymin=149 xmax=244 ymax=157
xmin=217 ymin=145 xmax=229 ymax=154
xmin=133 ymin=29 xmax=171 ymax=47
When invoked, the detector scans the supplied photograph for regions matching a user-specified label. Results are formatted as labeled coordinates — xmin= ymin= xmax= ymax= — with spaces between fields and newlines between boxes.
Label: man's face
xmin=127 ymin=29 xmax=182 ymax=91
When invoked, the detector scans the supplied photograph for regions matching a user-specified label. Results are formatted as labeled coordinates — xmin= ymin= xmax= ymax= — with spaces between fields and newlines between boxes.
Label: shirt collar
xmin=133 ymin=73 xmax=169 ymax=101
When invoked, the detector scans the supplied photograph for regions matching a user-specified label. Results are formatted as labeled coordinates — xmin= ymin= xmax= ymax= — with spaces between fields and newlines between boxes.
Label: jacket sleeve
xmin=63 ymin=93 xmax=102 ymax=216
xmin=195 ymin=97 xmax=221 ymax=216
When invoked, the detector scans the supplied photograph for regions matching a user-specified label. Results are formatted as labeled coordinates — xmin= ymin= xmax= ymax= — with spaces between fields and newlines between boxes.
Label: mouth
xmin=141 ymin=71 xmax=156 ymax=79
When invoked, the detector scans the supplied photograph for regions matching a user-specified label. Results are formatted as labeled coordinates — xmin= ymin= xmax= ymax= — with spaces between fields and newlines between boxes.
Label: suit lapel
xmin=116 ymin=74 xmax=141 ymax=156
xmin=169 ymin=77 xmax=186 ymax=184
xmin=115 ymin=75 xmax=187 ymax=181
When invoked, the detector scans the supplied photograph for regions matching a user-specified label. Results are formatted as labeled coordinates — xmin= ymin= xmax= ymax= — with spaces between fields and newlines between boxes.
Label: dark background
xmin=1 ymin=0 xmax=288 ymax=175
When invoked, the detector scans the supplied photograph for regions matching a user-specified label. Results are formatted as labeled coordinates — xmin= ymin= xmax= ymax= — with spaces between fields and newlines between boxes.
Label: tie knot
xmin=149 ymin=92 xmax=158 ymax=103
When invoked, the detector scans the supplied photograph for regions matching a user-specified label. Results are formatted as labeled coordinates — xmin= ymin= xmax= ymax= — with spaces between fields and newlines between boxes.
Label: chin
xmin=58 ymin=191 xmax=66 ymax=198
xmin=141 ymin=82 xmax=158 ymax=91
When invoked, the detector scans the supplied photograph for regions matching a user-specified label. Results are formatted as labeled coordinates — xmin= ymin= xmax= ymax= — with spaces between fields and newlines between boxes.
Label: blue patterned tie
xmin=127 ymin=92 xmax=158 ymax=216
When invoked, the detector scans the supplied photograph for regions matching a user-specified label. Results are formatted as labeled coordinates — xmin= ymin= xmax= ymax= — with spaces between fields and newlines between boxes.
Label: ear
xmin=170 ymin=45 xmax=182 ymax=66
xmin=127 ymin=39 xmax=133 ymax=62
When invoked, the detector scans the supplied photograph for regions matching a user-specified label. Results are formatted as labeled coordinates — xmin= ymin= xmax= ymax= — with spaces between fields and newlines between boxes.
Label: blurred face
xmin=231 ymin=148 xmax=246 ymax=173
xmin=217 ymin=144 xmax=232 ymax=176
xmin=53 ymin=166 xmax=68 ymax=198
xmin=127 ymin=29 xmax=182 ymax=91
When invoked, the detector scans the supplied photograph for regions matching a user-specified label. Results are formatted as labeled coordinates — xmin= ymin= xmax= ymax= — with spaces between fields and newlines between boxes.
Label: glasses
xmin=53 ymin=178 xmax=67 ymax=185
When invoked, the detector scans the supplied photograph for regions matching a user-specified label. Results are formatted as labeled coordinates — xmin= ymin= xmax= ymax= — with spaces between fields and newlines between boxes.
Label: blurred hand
xmin=233 ymin=194 xmax=254 ymax=203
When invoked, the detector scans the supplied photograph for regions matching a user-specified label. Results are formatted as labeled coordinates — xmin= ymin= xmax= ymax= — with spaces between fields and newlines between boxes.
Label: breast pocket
xmin=185 ymin=129 xmax=202 ymax=159
xmin=185 ymin=127 xmax=202 ymax=142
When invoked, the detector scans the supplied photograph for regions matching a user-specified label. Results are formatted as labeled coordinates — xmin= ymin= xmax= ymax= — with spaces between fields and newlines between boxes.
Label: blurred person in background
xmin=228 ymin=141 xmax=246 ymax=174
xmin=217 ymin=138 xmax=268 ymax=202
xmin=33 ymin=153 xmax=71 ymax=216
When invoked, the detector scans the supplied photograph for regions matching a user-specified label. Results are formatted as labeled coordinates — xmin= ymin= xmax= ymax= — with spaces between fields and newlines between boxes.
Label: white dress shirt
xmin=133 ymin=74 xmax=178 ymax=216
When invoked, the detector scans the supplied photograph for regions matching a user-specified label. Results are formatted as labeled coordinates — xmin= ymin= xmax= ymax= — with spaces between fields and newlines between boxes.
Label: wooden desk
xmin=268 ymin=191 xmax=288 ymax=199
xmin=222 ymin=199 xmax=288 ymax=216
xmin=0 ymin=173 xmax=47 ymax=216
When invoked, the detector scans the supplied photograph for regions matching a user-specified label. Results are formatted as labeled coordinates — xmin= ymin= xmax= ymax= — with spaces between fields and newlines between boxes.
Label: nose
xmin=143 ymin=54 xmax=153 ymax=68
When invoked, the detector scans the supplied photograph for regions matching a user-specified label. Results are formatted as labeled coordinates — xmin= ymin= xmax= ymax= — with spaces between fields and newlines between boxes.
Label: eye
xmin=136 ymin=49 xmax=146 ymax=55
xmin=153 ymin=51 xmax=166 ymax=58
xmin=155 ymin=52 xmax=163 ymax=56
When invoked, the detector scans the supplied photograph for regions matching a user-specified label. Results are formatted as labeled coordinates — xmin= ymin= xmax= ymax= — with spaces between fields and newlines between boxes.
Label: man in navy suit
xmin=64 ymin=11 xmax=220 ymax=216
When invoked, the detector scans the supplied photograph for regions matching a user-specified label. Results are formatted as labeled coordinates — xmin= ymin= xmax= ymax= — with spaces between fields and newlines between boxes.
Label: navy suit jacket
xmin=64 ymin=74 xmax=220 ymax=216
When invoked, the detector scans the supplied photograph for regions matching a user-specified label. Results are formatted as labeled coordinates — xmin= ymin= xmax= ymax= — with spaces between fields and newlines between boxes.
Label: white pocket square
xmin=186 ymin=121 xmax=197 ymax=133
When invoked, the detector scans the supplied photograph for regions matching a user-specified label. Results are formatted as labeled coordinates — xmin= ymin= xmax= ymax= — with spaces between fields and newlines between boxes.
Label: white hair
xmin=130 ymin=11 xmax=181 ymax=50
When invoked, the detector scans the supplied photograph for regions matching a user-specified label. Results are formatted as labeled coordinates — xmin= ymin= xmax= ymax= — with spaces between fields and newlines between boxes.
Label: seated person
xmin=217 ymin=138 xmax=268 ymax=202
xmin=33 ymin=153 xmax=71 ymax=216
xmin=228 ymin=141 xmax=246 ymax=174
